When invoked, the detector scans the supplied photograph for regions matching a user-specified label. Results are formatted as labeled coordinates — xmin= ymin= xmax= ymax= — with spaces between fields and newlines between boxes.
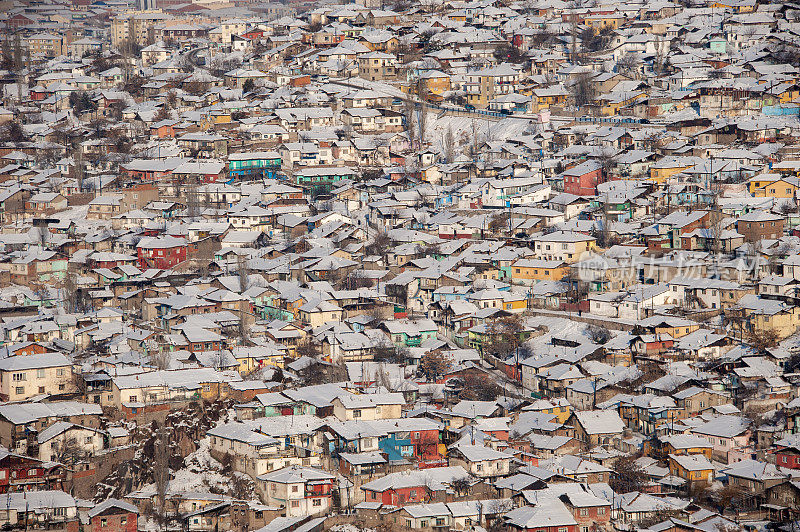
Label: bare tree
xmin=444 ymin=125 xmax=455 ymax=164
xmin=483 ymin=315 xmax=525 ymax=359
xmin=186 ymin=184 xmax=199 ymax=220
xmin=451 ymin=476 xmax=471 ymax=497
xmin=488 ymin=212 xmax=511 ymax=235
xmin=403 ymin=98 xmax=416 ymax=150
xmin=586 ymin=324 xmax=611 ymax=344
xmin=52 ymin=436 xmax=86 ymax=466
xmin=237 ymin=307 xmax=250 ymax=346
xmin=747 ymin=328 xmax=780 ymax=352
xmin=617 ymin=52 xmax=641 ymax=79
xmin=572 ymin=72 xmax=595 ymax=109
xmin=569 ymin=13 xmax=580 ymax=64
xmin=74 ymin=149 xmax=86 ymax=192
xmin=610 ymin=455 xmax=647 ymax=493
xmin=153 ymin=428 xmax=171 ymax=530
xmin=653 ymin=36 xmax=667 ymax=75
xmin=461 ymin=372 xmax=502 ymax=401
xmin=151 ymin=349 xmax=171 ymax=370
xmin=63 ymin=271 xmax=80 ymax=313
xmin=237 ymin=254 xmax=250 ymax=293
xmin=13 ymin=33 xmax=24 ymax=102
xmin=419 ymin=351 xmax=453 ymax=381
xmin=417 ymin=102 xmax=428 ymax=149
xmin=366 ymin=231 xmax=394 ymax=267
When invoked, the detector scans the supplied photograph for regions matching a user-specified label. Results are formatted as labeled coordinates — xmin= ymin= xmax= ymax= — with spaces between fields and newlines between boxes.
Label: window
xmin=101 ymin=518 xmax=107 ymax=527
xmin=15 ymin=387 xmax=24 ymax=395
xmin=56 ymin=368 xmax=64 ymax=377
xmin=353 ymin=409 xmax=361 ymax=418
xmin=36 ymin=369 xmax=45 ymax=378
xmin=313 ymin=498 xmax=321 ymax=507
xmin=292 ymin=485 xmax=299 ymax=493
xmin=85 ymin=436 xmax=93 ymax=444
xmin=12 ymin=373 xmax=25 ymax=382
xmin=598 ymin=508 xmax=606 ymax=515
xmin=580 ymin=508 xmax=589 ymax=516
xmin=290 ymin=501 xmax=299 ymax=508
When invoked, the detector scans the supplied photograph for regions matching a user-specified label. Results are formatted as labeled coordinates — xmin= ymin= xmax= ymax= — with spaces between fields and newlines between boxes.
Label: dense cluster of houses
xmin=3 ymin=0 xmax=800 ymax=530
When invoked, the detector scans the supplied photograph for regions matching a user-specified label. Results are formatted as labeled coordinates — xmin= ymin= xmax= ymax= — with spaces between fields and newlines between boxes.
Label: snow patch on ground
xmin=169 ymin=437 xmax=230 ymax=493
xmin=329 ymin=525 xmax=377 ymax=532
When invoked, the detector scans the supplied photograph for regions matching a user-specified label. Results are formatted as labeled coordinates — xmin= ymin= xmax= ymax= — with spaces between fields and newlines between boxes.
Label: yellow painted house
xmin=447 ymin=10 xmax=467 ymax=21
xmin=531 ymin=231 xmax=598 ymax=264
xmin=710 ymin=0 xmax=754 ymax=12
xmin=771 ymin=82 xmax=800 ymax=104
xmin=649 ymin=158 xmax=695 ymax=183
xmin=531 ymin=87 xmax=569 ymax=111
xmin=642 ymin=317 xmax=702 ymax=339
xmin=233 ymin=346 xmax=286 ymax=375
xmin=503 ymin=296 xmax=528 ymax=313
xmin=511 ymin=258 xmax=568 ymax=284
xmin=419 ymin=70 xmax=451 ymax=97
xmin=521 ymin=398 xmax=572 ymax=423
xmin=212 ymin=111 xmax=232 ymax=125
xmin=668 ymin=453 xmax=714 ymax=486
xmin=583 ymin=11 xmax=623 ymax=29
xmin=200 ymin=111 xmax=232 ymax=130
xmin=663 ymin=439 xmax=713 ymax=460
xmin=737 ymin=294 xmax=800 ymax=340
xmin=599 ymin=91 xmax=647 ymax=116
xmin=748 ymin=174 xmax=800 ymax=198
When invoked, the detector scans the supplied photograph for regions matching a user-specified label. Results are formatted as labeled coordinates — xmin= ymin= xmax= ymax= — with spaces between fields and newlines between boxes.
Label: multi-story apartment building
xmin=466 ymin=63 xmax=521 ymax=108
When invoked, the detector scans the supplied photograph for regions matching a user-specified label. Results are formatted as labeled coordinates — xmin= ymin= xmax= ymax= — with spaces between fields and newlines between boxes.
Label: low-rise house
xmin=503 ymin=496 xmax=579 ymax=532
xmin=331 ymin=393 xmax=404 ymax=421
xmin=668 ymin=453 xmax=714 ymax=488
xmin=0 ymin=353 xmax=75 ymax=401
xmin=0 ymin=490 xmax=78 ymax=529
xmin=256 ymin=466 xmax=335 ymax=517
xmin=0 ymin=401 xmax=103 ymax=454
xmin=36 ymin=421 xmax=105 ymax=464
xmin=721 ymin=459 xmax=789 ymax=500
xmin=689 ymin=415 xmax=752 ymax=463
xmin=136 ymin=236 xmax=188 ymax=270
xmin=449 ymin=444 xmax=513 ymax=480
xmin=568 ymin=410 xmax=625 ymax=448
xmin=88 ymin=499 xmax=139 ymax=532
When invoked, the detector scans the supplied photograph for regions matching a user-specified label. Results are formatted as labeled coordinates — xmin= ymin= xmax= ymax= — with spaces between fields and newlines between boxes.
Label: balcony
xmin=405 ymin=336 xmax=422 ymax=347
